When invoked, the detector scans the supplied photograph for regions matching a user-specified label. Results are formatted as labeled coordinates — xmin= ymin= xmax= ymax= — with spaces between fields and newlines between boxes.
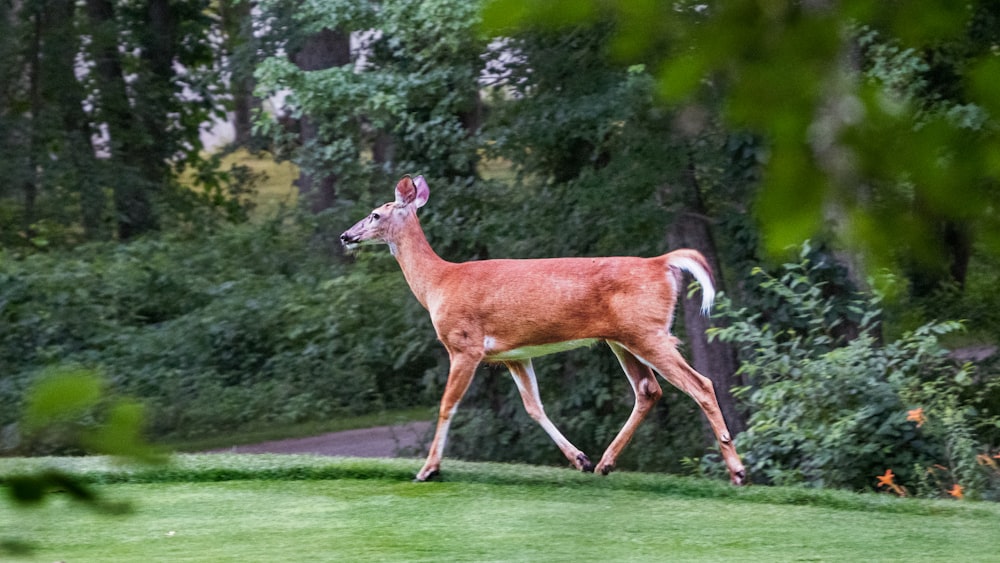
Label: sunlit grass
xmin=221 ymin=149 xmax=298 ymax=218
xmin=478 ymin=153 xmax=518 ymax=183
xmin=179 ymin=149 xmax=298 ymax=219
xmin=198 ymin=148 xmax=522 ymax=221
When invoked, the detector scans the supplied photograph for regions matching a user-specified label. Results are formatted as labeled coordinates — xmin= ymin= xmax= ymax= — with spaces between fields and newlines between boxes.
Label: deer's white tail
xmin=666 ymin=250 xmax=716 ymax=316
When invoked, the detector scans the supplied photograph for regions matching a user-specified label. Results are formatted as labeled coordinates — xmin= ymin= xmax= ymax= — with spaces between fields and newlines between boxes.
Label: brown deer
xmin=341 ymin=175 xmax=746 ymax=484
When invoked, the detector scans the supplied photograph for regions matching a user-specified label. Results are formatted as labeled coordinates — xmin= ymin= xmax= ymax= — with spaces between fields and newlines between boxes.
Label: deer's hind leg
xmin=622 ymin=337 xmax=747 ymax=485
xmin=593 ymin=342 xmax=663 ymax=476
xmin=505 ymin=360 xmax=593 ymax=472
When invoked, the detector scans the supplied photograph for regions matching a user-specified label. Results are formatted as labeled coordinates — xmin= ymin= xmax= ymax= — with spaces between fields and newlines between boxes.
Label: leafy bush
xmin=710 ymin=254 xmax=1000 ymax=498
xmin=0 ymin=210 xmax=444 ymax=443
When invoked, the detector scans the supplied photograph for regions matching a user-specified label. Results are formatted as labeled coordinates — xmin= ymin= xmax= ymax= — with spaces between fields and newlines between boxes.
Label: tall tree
xmin=44 ymin=0 xmax=104 ymax=239
xmin=5 ymin=0 xmax=104 ymax=243
xmin=666 ymin=153 xmax=746 ymax=437
xmin=85 ymin=0 xmax=154 ymax=240
xmin=219 ymin=0 xmax=259 ymax=147
xmin=289 ymin=27 xmax=351 ymax=212
xmin=255 ymin=0 xmax=487 ymax=213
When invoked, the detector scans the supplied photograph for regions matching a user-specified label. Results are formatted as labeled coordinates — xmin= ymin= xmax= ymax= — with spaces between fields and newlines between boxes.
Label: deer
xmin=340 ymin=175 xmax=747 ymax=485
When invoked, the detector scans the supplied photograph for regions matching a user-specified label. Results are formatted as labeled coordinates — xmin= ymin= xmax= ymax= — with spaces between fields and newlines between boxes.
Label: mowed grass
xmin=3 ymin=456 xmax=999 ymax=562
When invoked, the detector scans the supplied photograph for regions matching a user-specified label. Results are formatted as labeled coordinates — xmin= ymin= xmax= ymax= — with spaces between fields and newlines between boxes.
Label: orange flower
xmin=877 ymin=469 xmax=896 ymax=488
xmin=907 ymin=407 xmax=926 ymax=428
xmin=876 ymin=469 xmax=908 ymax=497
xmin=948 ymin=484 xmax=964 ymax=499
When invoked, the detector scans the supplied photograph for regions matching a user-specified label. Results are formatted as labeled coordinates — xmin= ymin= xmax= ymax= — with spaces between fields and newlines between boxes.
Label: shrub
xmin=710 ymin=254 xmax=1000 ymax=498
xmin=0 ymin=211 xmax=444 ymax=442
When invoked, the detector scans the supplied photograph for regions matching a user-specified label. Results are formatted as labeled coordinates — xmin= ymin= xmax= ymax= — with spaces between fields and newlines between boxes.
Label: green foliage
xmin=482 ymin=0 xmax=1000 ymax=277
xmin=899 ymin=360 xmax=1000 ymax=500
xmin=0 ymin=212 xmax=443 ymax=443
xmin=21 ymin=370 xmax=103 ymax=431
xmin=256 ymin=0 xmax=486 ymax=190
xmin=710 ymin=252 xmax=1000 ymax=496
xmin=2 ymin=366 xmax=160 ymax=529
xmin=14 ymin=366 xmax=163 ymax=462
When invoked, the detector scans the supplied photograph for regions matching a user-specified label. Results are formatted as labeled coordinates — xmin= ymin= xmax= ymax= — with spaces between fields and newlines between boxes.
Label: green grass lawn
xmin=3 ymin=456 xmax=998 ymax=562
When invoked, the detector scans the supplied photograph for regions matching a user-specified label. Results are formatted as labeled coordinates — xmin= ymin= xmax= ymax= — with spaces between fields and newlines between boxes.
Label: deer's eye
xmin=371 ymin=212 xmax=381 ymax=221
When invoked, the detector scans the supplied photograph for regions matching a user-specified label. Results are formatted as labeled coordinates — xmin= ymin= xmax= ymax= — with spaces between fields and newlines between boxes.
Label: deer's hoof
xmin=597 ymin=462 xmax=615 ymax=476
xmin=731 ymin=469 xmax=748 ymax=486
xmin=414 ymin=469 xmax=440 ymax=482
xmin=576 ymin=453 xmax=594 ymax=473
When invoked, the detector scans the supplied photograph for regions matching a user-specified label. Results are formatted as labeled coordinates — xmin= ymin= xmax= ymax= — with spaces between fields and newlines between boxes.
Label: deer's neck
xmin=391 ymin=216 xmax=449 ymax=309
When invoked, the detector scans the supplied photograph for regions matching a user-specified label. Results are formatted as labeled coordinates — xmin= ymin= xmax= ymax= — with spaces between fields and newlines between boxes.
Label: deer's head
xmin=340 ymin=175 xmax=430 ymax=252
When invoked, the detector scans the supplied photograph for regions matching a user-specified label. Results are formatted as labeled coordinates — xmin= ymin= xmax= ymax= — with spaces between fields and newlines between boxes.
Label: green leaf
xmin=4 ymin=475 xmax=46 ymax=505
xmin=23 ymin=369 xmax=103 ymax=430
xmin=82 ymin=400 xmax=166 ymax=464
xmin=967 ymin=56 xmax=1000 ymax=119
xmin=657 ymin=55 xmax=707 ymax=102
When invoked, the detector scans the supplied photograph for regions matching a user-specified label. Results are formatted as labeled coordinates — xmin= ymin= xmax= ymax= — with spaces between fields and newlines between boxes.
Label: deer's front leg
xmin=506 ymin=360 xmax=593 ymax=472
xmin=415 ymin=352 xmax=480 ymax=482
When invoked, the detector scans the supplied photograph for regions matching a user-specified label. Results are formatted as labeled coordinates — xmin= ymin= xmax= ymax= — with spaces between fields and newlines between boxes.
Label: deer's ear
xmin=394 ymin=175 xmax=416 ymax=206
xmin=413 ymin=175 xmax=430 ymax=208
xmin=394 ymin=175 xmax=430 ymax=208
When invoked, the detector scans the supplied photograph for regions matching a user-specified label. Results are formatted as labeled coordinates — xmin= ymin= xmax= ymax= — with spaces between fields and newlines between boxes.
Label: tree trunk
xmin=454 ymin=88 xmax=483 ymax=177
xmin=944 ymin=220 xmax=972 ymax=289
xmin=45 ymin=0 xmax=106 ymax=239
xmin=24 ymin=5 xmax=42 ymax=238
xmin=85 ymin=0 xmax=158 ymax=240
xmin=372 ymin=130 xmax=397 ymax=166
xmin=910 ymin=196 xmax=974 ymax=297
xmin=220 ymin=0 xmax=258 ymax=147
xmin=133 ymin=0 xmax=176 ymax=205
xmin=290 ymin=28 xmax=350 ymax=213
xmin=666 ymin=154 xmax=748 ymax=440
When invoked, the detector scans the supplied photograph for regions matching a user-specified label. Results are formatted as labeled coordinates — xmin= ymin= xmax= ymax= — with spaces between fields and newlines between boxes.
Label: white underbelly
xmin=483 ymin=338 xmax=601 ymax=361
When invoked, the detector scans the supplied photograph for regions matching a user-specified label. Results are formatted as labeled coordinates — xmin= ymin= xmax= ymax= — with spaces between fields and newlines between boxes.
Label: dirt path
xmin=207 ymin=421 xmax=432 ymax=458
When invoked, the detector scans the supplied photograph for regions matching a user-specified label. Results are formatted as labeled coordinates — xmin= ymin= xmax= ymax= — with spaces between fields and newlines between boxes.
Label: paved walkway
xmin=207 ymin=421 xmax=432 ymax=458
